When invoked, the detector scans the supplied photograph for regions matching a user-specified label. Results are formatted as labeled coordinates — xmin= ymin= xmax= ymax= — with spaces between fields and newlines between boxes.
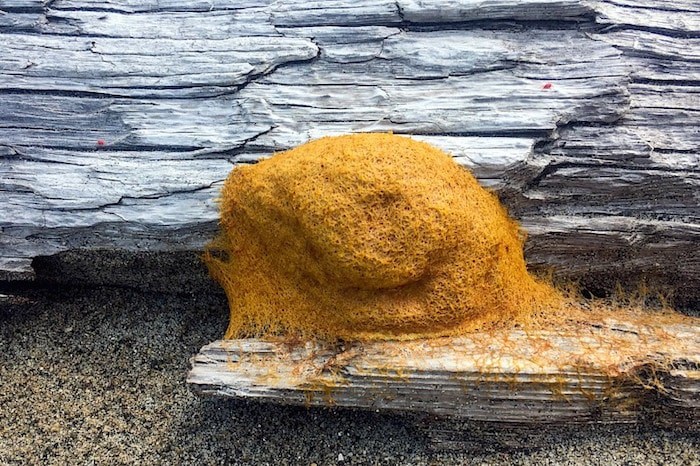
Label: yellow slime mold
xmin=205 ymin=133 xmax=559 ymax=340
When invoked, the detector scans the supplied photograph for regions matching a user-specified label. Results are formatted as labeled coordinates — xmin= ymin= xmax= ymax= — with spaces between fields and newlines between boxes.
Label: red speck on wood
xmin=97 ymin=139 xmax=105 ymax=146
xmin=542 ymin=83 xmax=553 ymax=90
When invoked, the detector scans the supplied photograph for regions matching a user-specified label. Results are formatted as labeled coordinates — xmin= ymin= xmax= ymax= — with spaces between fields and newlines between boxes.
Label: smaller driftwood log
xmin=188 ymin=317 xmax=699 ymax=435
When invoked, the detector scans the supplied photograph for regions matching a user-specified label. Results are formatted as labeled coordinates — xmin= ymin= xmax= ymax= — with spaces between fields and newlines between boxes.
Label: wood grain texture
xmin=187 ymin=318 xmax=700 ymax=426
xmin=0 ymin=0 xmax=698 ymax=303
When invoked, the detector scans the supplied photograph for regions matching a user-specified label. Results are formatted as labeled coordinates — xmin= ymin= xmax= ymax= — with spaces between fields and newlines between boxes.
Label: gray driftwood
xmin=1 ymin=0 xmax=699 ymax=303
xmin=188 ymin=318 xmax=700 ymax=430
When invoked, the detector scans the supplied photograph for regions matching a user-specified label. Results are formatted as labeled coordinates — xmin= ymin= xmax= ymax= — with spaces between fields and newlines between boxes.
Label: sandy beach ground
xmin=1 ymin=285 xmax=698 ymax=465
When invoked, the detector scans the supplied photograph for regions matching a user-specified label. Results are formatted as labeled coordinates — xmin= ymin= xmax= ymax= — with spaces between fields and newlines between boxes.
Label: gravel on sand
xmin=1 ymin=286 xmax=698 ymax=465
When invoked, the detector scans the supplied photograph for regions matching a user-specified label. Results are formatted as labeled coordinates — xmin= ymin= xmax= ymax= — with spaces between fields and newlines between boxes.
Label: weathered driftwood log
xmin=188 ymin=317 xmax=700 ymax=431
xmin=0 ymin=0 xmax=698 ymax=304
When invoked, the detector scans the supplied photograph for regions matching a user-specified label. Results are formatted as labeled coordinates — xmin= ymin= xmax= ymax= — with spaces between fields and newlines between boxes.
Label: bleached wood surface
xmin=188 ymin=318 xmax=700 ymax=428
xmin=0 ymin=0 xmax=698 ymax=302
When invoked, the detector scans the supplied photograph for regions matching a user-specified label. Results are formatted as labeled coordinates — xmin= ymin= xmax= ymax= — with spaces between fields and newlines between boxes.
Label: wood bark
xmin=0 ymin=1 xmax=698 ymax=303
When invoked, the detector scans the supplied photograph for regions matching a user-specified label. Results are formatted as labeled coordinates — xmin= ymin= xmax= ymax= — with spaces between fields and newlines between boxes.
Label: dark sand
xmin=1 ymin=286 xmax=698 ymax=465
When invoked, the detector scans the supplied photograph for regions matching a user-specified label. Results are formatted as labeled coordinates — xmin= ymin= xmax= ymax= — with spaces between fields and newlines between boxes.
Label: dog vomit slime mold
xmin=205 ymin=133 xmax=560 ymax=340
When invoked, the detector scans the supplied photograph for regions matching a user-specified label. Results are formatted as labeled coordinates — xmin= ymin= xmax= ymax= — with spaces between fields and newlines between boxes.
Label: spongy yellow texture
xmin=205 ymin=133 xmax=560 ymax=340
